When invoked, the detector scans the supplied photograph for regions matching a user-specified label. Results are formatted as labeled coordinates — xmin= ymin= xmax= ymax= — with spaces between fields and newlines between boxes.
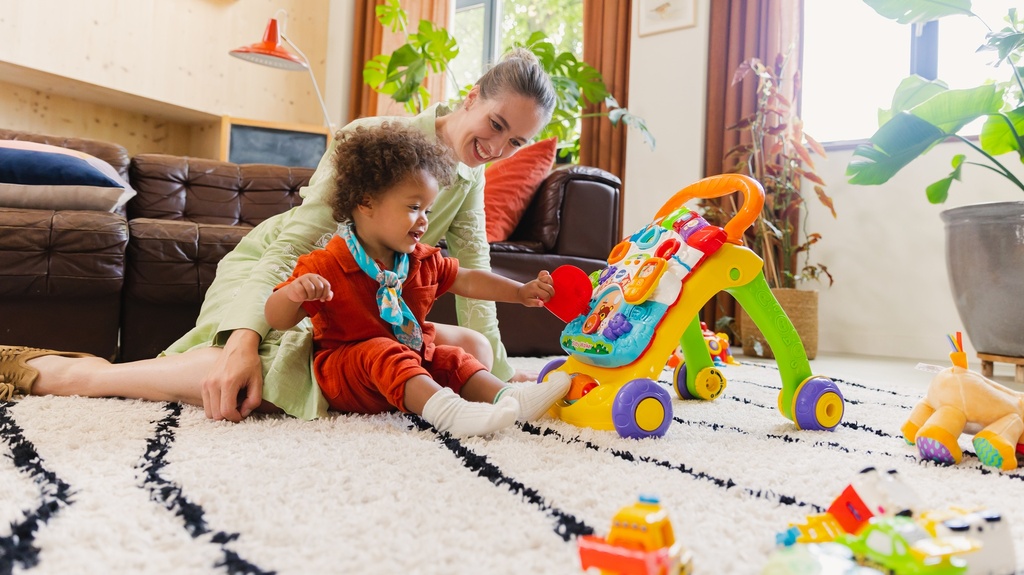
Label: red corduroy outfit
xmin=276 ymin=236 xmax=487 ymax=413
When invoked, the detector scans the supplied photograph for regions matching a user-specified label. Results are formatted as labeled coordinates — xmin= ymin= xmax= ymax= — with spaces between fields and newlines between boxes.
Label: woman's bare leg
xmin=432 ymin=324 xmax=537 ymax=382
xmin=29 ymin=347 xmax=223 ymax=407
xmin=433 ymin=324 xmax=493 ymax=370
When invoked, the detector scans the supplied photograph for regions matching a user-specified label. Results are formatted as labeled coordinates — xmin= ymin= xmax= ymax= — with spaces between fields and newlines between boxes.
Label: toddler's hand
xmin=287 ymin=273 xmax=333 ymax=303
xmin=517 ymin=270 xmax=554 ymax=307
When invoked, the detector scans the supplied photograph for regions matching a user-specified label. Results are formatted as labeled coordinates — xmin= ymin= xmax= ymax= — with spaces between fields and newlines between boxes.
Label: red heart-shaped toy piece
xmin=544 ymin=265 xmax=593 ymax=323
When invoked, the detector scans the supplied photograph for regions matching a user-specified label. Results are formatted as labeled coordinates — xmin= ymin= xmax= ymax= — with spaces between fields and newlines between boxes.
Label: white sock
xmin=495 ymin=371 xmax=572 ymax=421
xmin=421 ymin=387 xmax=519 ymax=437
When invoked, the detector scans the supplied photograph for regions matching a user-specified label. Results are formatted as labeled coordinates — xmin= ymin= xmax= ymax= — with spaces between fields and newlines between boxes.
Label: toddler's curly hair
xmin=328 ymin=122 xmax=455 ymax=223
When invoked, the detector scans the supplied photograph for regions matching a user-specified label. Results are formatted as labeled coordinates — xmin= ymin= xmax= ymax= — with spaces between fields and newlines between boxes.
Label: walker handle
xmin=653 ymin=174 xmax=765 ymax=245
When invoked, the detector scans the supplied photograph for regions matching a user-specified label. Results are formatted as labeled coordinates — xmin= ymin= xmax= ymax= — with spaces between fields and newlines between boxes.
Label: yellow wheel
xmin=691 ymin=367 xmax=727 ymax=401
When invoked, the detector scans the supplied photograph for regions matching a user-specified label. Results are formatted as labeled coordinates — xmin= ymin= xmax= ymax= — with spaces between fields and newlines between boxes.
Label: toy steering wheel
xmin=653 ymin=174 xmax=765 ymax=245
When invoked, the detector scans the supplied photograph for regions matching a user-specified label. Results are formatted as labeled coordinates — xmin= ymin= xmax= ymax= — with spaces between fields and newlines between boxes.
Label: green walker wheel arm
xmin=727 ymin=272 xmax=813 ymax=421
xmin=679 ymin=315 xmax=715 ymax=395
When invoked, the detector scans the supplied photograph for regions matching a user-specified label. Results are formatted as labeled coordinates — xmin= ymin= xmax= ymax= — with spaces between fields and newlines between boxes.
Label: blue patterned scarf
xmin=339 ymin=222 xmax=423 ymax=351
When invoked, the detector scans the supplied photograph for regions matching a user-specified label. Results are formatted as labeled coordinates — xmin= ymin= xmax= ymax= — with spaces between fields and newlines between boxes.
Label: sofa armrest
xmin=0 ymin=207 xmax=127 ymax=359
xmin=510 ymin=165 xmax=621 ymax=260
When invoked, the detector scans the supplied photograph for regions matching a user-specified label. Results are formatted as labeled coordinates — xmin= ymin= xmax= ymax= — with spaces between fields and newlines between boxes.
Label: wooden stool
xmin=977 ymin=353 xmax=1024 ymax=385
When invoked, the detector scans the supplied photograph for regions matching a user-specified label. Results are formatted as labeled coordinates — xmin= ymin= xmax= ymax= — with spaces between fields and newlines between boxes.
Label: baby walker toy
xmin=539 ymin=174 xmax=844 ymax=439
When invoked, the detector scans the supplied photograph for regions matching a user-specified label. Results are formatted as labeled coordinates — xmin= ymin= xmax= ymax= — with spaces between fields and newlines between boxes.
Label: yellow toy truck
xmin=577 ymin=495 xmax=693 ymax=575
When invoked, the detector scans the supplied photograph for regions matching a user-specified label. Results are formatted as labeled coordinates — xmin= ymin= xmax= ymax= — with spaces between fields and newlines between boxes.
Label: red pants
xmin=314 ymin=337 xmax=487 ymax=413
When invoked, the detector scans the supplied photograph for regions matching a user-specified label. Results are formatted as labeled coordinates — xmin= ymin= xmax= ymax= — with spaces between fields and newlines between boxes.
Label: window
xmin=801 ymin=0 xmax=1018 ymax=145
xmin=448 ymin=0 xmax=582 ymax=97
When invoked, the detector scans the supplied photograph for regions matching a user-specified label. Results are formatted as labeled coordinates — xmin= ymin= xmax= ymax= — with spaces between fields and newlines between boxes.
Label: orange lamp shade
xmin=229 ymin=18 xmax=307 ymax=71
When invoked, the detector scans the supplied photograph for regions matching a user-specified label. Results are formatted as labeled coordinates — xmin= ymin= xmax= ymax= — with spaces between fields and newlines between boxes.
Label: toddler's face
xmin=357 ymin=169 xmax=439 ymax=260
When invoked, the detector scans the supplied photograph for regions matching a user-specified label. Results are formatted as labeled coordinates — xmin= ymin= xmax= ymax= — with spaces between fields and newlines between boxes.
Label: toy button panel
xmin=561 ymin=207 xmax=717 ymax=368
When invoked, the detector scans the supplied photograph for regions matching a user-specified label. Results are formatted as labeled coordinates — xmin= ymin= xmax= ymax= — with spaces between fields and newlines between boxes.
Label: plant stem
xmin=954 ymin=134 xmax=1024 ymax=192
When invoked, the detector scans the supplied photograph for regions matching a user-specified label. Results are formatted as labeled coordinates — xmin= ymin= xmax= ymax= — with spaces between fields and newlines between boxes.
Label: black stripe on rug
xmin=407 ymin=414 xmax=595 ymax=541
xmin=520 ymin=422 xmax=826 ymax=513
xmin=0 ymin=403 xmax=74 ymax=574
xmin=138 ymin=402 xmax=275 ymax=575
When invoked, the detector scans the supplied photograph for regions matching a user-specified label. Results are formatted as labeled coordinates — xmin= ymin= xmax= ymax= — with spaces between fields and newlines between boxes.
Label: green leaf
xmin=878 ymin=76 xmax=949 ymax=125
xmin=979 ymin=106 xmax=1024 ymax=156
xmin=983 ymin=29 xmax=1024 ymax=64
xmin=376 ymin=0 xmax=407 ymax=33
xmin=362 ymin=55 xmax=391 ymax=89
xmin=926 ymin=156 xmax=962 ymax=203
xmin=863 ymin=0 xmax=972 ymax=24
xmin=907 ymin=84 xmax=1005 ymax=134
xmin=846 ymin=113 xmax=947 ymax=184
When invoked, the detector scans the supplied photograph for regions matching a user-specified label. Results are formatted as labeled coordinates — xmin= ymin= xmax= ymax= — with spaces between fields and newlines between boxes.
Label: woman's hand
xmin=516 ymin=270 xmax=554 ymax=307
xmin=201 ymin=329 xmax=264 ymax=422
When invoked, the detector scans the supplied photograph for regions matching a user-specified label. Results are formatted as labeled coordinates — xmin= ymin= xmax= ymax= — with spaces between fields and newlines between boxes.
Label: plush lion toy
xmin=902 ymin=333 xmax=1024 ymax=471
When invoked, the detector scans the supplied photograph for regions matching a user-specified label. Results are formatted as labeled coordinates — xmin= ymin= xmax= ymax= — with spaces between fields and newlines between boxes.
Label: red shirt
xmin=277 ymin=235 xmax=459 ymax=362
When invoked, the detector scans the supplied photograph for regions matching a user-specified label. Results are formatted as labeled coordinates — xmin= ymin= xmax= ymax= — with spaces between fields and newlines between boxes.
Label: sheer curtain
xmin=701 ymin=0 xmax=802 ymax=332
xmin=581 ymin=0 xmax=632 ymax=231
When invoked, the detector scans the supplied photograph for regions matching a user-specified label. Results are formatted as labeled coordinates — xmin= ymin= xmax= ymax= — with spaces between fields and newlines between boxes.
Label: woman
xmin=1 ymin=48 xmax=556 ymax=422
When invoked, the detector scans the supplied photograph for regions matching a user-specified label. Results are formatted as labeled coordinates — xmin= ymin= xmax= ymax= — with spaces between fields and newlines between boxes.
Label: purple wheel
xmin=612 ymin=379 xmax=672 ymax=439
xmin=792 ymin=377 xmax=844 ymax=431
xmin=673 ymin=363 xmax=694 ymax=399
xmin=537 ymin=358 xmax=567 ymax=384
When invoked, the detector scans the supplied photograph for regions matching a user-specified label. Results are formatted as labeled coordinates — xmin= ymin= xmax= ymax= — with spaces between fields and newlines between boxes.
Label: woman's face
xmin=449 ymin=87 xmax=547 ymax=168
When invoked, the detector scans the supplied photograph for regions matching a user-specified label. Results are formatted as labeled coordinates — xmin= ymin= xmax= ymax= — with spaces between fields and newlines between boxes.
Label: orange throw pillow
xmin=483 ymin=137 xmax=557 ymax=243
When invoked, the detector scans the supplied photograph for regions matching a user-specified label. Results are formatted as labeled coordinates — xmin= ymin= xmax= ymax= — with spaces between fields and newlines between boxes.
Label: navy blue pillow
xmin=0 ymin=148 xmax=122 ymax=188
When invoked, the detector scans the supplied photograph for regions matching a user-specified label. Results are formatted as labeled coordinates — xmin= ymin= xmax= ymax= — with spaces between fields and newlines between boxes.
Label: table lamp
xmin=229 ymin=11 xmax=335 ymax=132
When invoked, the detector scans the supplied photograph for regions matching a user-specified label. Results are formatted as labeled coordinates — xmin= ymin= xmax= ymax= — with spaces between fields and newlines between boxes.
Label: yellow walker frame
xmin=540 ymin=174 xmax=844 ymax=438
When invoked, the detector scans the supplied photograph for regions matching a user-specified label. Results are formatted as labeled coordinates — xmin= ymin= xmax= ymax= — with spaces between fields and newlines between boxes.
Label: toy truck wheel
xmin=612 ymin=379 xmax=672 ymax=438
xmin=790 ymin=377 xmax=844 ymax=431
xmin=537 ymin=358 xmax=567 ymax=384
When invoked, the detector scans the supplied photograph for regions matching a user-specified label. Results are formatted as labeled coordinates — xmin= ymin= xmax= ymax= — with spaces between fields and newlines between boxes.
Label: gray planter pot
xmin=942 ymin=201 xmax=1024 ymax=357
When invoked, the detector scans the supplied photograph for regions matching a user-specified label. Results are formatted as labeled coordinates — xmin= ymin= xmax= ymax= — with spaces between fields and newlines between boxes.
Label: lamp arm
xmin=282 ymin=33 xmax=335 ymax=133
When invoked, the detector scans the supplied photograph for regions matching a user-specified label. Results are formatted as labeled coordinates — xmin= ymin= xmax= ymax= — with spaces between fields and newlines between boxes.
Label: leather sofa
xmin=0 ymin=129 xmax=621 ymax=361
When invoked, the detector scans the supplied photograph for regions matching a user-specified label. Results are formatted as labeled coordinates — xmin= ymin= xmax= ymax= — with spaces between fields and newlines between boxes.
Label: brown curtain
xmin=347 ymin=0 xmax=451 ymax=120
xmin=700 ymin=0 xmax=802 ymax=334
xmin=581 ymin=0 xmax=631 ymax=233
xmin=348 ymin=0 xmax=384 ymax=122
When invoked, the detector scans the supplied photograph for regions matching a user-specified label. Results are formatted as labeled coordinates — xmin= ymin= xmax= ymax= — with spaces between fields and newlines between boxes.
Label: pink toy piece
xmin=544 ymin=265 xmax=594 ymax=323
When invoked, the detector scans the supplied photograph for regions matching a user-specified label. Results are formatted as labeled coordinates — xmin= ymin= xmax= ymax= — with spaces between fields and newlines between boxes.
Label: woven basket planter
xmin=738 ymin=288 xmax=818 ymax=360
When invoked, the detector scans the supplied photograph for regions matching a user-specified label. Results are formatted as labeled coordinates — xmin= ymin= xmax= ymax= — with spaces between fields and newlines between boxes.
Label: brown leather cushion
xmin=129 ymin=154 xmax=313 ymax=226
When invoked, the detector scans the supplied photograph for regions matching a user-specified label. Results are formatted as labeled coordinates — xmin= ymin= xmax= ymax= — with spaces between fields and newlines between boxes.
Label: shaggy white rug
xmin=1 ymin=357 xmax=1022 ymax=575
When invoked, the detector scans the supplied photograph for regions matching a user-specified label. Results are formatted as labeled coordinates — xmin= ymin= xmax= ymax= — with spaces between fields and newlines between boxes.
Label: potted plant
xmin=701 ymin=52 xmax=835 ymax=359
xmin=362 ymin=0 xmax=654 ymax=163
xmin=846 ymin=0 xmax=1024 ymax=359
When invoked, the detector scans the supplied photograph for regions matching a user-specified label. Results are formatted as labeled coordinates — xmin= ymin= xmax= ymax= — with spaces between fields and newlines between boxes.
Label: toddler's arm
xmin=264 ymin=273 xmax=334 ymax=330
xmin=450 ymin=269 xmax=553 ymax=308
